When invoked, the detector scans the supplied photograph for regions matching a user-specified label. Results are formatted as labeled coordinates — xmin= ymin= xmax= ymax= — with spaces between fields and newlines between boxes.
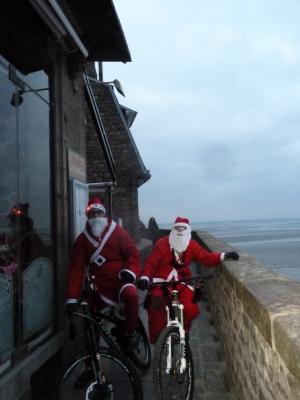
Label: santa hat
xmin=8 ymin=202 xmax=29 ymax=218
xmin=173 ymin=217 xmax=190 ymax=228
xmin=86 ymin=196 xmax=106 ymax=215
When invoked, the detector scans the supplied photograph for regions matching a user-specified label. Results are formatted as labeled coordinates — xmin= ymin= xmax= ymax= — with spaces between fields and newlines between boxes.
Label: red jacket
xmin=66 ymin=220 xmax=141 ymax=304
xmin=142 ymin=236 xmax=222 ymax=281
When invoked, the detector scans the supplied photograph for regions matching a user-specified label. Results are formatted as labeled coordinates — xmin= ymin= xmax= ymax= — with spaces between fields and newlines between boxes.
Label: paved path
xmin=138 ymin=297 xmax=235 ymax=400
xmin=137 ymin=258 xmax=236 ymax=400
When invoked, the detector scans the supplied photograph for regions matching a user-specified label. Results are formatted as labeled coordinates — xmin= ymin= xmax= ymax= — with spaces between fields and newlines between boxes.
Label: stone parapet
xmin=195 ymin=230 xmax=300 ymax=400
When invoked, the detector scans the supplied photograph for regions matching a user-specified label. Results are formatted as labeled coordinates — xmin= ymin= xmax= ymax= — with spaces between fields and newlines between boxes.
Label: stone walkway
xmin=137 ymin=295 xmax=235 ymax=400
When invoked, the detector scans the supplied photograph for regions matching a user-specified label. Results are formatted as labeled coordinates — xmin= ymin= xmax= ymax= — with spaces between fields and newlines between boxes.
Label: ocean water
xmin=193 ymin=218 xmax=300 ymax=283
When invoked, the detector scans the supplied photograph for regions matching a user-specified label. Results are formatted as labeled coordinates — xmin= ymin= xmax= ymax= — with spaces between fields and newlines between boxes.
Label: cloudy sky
xmin=105 ymin=0 xmax=300 ymax=224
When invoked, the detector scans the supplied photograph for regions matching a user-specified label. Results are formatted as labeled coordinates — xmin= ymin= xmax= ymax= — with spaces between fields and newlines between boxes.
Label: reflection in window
xmin=0 ymin=58 xmax=53 ymax=366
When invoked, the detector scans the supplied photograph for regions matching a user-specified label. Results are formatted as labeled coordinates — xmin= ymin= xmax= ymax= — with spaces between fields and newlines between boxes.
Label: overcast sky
xmin=105 ymin=0 xmax=300 ymax=224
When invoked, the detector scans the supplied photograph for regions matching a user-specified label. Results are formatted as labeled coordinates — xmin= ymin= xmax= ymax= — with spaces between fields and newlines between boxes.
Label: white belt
xmin=152 ymin=277 xmax=167 ymax=283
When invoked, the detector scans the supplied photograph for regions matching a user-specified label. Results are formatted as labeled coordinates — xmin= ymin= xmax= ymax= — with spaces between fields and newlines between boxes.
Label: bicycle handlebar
xmin=148 ymin=275 xmax=214 ymax=289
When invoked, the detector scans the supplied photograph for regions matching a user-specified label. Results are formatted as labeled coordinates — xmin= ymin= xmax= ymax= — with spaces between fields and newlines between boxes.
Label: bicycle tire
xmin=52 ymin=347 xmax=143 ymax=400
xmin=153 ymin=326 xmax=194 ymax=400
xmin=128 ymin=317 xmax=151 ymax=370
xmin=99 ymin=316 xmax=151 ymax=370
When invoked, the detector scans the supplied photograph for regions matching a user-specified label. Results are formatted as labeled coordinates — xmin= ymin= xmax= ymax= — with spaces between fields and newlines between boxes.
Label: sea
xmin=162 ymin=218 xmax=300 ymax=283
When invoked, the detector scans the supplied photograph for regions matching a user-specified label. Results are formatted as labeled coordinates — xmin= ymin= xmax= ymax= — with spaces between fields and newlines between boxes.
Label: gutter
xmin=28 ymin=0 xmax=88 ymax=58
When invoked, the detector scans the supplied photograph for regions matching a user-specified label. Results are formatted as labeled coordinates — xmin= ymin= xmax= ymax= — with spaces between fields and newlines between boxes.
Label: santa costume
xmin=65 ymin=196 xmax=141 ymax=336
xmin=141 ymin=217 xmax=225 ymax=343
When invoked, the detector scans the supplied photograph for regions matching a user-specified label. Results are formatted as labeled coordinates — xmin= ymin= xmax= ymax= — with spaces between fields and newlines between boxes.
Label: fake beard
xmin=88 ymin=217 xmax=108 ymax=238
xmin=169 ymin=228 xmax=191 ymax=252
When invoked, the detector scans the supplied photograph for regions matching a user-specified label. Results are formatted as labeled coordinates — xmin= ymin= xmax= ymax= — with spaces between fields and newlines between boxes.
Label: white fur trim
xmin=89 ymin=221 xmax=117 ymax=265
xmin=173 ymin=223 xmax=190 ymax=228
xmin=220 ymin=252 xmax=226 ymax=261
xmin=65 ymin=298 xmax=79 ymax=305
xmin=83 ymin=228 xmax=99 ymax=247
xmin=119 ymin=283 xmax=136 ymax=302
xmin=118 ymin=268 xmax=136 ymax=281
xmin=140 ymin=275 xmax=150 ymax=281
xmin=87 ymin=203 xmax=106 ymax=214
xmin=166 ymin=268 xmax=178 ymax=281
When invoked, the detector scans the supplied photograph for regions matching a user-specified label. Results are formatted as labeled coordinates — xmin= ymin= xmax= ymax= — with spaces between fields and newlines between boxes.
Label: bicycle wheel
xmin=128 ymin=317 xmax=151 ymax=370
xmin=52 ymin=347 xmax=143 ymax=400
xmin=153 ymin=326 xmax=194 ymax=400
xmin=99 ymin=316 xmax=151 ymax=370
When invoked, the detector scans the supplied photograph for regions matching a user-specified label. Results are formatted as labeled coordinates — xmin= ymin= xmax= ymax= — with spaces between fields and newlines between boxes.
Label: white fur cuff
xmin=65 ymin=298 xmax=79 ymax=305
xmin=118 ymin=268 xmax=136 ymax=282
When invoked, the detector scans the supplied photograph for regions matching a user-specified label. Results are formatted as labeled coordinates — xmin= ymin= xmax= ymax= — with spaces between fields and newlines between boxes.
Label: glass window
xmin=0 ymin=57 xmax=53 ymax=371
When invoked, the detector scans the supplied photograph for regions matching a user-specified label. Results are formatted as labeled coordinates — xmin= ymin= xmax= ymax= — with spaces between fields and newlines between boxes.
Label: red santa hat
xmin=86 ymin=196 xmax=106 ymax=215
xmin=173 ymin=217 xmax=190 ymax=228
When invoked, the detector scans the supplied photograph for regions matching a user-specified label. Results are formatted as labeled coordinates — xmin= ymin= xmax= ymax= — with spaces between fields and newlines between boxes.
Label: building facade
xmin=0 ymin=1 xmax=148 ymax=398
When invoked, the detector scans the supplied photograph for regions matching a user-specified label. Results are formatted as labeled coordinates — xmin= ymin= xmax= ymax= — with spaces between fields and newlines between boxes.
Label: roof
xmin=0 ymin=0 xmax=131 ymax=74
xmin=62 ymin=0 xmax=131 ymax=62
xmin=106 ymin=84 xmax=151 ymax=185
xmin=88 ymin=78 xmax=151 ymax=186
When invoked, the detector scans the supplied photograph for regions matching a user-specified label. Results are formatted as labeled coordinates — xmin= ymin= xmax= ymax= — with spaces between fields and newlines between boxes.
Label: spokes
xmin=57 ymin=354 xmax=137 ymax=400
xmin=158 ymin=331 xmax=192 ymax=400
xmin=153 ymin=325 xmax=194 ymax=400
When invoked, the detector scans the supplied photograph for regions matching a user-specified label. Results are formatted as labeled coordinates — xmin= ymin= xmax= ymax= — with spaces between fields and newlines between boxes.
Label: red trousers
xmin=90 ymin=284 xmax=139 ymax=336
xmin=147 ymin=283 xmax=200 ymax=344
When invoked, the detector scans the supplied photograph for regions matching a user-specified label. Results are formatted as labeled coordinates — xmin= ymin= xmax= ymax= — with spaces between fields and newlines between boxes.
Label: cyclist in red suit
xmin=137 ymin=217 xmax=239 ymax=343
xmin=65 ymin=196 xmax=141 ymax=349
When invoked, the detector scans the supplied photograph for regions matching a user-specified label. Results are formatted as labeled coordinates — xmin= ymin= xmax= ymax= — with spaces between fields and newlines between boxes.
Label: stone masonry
xmin=85 ymin=80 xmax=150 ymax=242
xmin=195 ymin=231 xmax=300 ymax=400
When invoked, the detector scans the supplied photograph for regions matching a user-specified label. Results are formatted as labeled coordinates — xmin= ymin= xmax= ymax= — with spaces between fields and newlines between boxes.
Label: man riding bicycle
xmin=137 ymin=217 xmax=239 ymax=343
xmin=65 ymin=196 xmax=141 ymax=351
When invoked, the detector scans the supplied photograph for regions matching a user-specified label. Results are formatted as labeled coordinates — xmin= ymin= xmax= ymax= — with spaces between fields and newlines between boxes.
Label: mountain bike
xmin=150 ymin=276 xmax=208 ymax=400
xmin=95 ymin=303 xmax=151 ymax=370
xmin=52 ymin=276 xmax=143 ymax=400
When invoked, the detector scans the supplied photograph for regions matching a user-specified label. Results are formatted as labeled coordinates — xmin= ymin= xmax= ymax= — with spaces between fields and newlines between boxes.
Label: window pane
xmin=16 ymin=72 xmax=54 ymax=340
xmin=0 ymin=61 xmax=17 ymax=364
xmin=1 ymin=58 xmax=54 ymax=366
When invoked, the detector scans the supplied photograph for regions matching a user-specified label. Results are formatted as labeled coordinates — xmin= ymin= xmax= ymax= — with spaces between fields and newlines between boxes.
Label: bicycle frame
xmin=72 ymin=301 xmax=113 ymax=392
xmin=151 ymin=276 xmax=208 ymax=375
xmin=165 ymin=289 xmax=187 ymax=374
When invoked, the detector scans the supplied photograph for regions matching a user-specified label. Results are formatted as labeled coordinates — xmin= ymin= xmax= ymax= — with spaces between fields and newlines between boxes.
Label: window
xmin=0 ymin=56 xmax=53 ymax=372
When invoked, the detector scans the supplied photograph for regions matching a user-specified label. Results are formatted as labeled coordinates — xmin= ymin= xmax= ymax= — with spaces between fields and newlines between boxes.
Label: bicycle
xmin=149 ymin=276 xmax=209 ymax=400
xmin=95 ymin=303 xmax=151 ymax=370
xmin=52 ymin=276 xmax=144 ymax=400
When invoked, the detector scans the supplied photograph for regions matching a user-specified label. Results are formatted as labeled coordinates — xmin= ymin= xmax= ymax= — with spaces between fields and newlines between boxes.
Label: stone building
xmin=0 ymin=1 xmax=148 ymax=398
xmin=86 ymin=75 xmax=150 ymax=242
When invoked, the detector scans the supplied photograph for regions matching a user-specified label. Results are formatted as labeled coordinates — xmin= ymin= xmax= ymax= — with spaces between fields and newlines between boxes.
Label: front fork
xmin=166 ymin=304 xmax=186 ymax=374
xmin=85 ymin=315 xmax=113 ymax=394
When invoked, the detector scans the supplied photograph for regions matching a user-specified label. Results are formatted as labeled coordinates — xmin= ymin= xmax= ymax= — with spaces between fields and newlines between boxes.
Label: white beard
xmin=169 ymin=227 xmax=191 ymax=252
xmin=88 ymin=217 xmax=108 ymax=238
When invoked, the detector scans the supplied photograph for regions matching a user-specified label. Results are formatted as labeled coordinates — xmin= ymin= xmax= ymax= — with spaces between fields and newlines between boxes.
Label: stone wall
xmin=85 ymin=81 xmax=144 ymax=241
xmin=195 ymin=230 xmax=300 ymax=400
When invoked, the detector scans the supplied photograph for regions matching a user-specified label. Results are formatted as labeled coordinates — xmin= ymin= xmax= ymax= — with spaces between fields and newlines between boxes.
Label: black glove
xmin=65 ymin=302 xmax=80 ymax=318
xmin=224 ymin=252 xmax=239 ymax=260
xmin=192 ymin=286 xmax=204 ymax=303
xmin=137 ymin=278 xmax=149 ymax=291
xmin=119 ymin=270 xmax=135 ymax=283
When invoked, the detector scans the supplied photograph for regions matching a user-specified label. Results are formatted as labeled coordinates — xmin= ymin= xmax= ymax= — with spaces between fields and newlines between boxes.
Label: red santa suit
xmin=66 ymin=218 xmax=141 ymax=334
xmin=142 ymin=226 xmax=223 ymax=343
